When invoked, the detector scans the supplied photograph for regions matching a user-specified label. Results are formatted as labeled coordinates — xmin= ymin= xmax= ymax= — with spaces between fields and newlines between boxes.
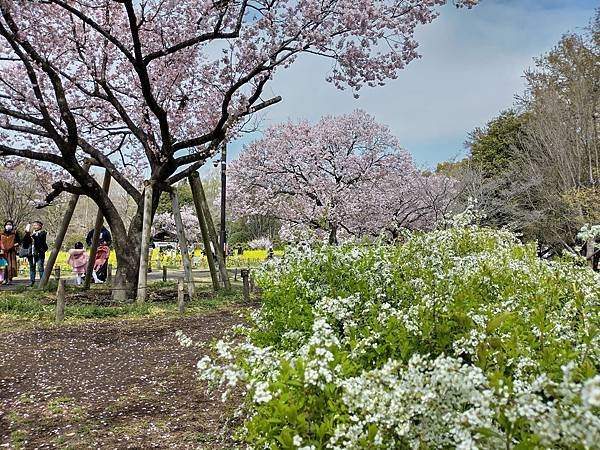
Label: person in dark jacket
xmin=86 ymin=226 xmax=112 ymax=247
xmin=22 ymin=221 xmax=48 ymax=287
xmin=0 ymin=220 xmax=21 ymax=285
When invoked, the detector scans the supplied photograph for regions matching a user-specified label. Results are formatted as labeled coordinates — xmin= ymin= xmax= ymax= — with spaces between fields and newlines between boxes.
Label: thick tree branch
xmin=0 ymin=144 xmax=64 ymax=166
xmin=77 ymin=138 xmax=142 ymax=202
xmin=122 ymin=0 xmax=172 ymax=156
xmin=0 ymin=122 xmax=50 ymax=138
xmin=37 ymin=180 xmax=86 ymax=208
xmin=0 ymin=105 xmax=44 ymax=126
xmin=166 ymin=160 xmax=207 ymax=185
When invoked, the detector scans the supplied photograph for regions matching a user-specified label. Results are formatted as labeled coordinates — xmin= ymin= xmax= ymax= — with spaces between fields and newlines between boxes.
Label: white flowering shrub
xmin=248 ymin=237 xmax=274 ymax=250
xmin=195 ymin=223 xmax=600 ymax=449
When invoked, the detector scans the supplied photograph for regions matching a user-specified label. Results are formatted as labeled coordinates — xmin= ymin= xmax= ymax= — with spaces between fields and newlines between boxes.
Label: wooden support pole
xmin=84 ymin=170 xmax=112 ymax=289
xmin=177 ymin=278 xmax=185 ymax=313
xmin=56 ymin=279 xmax=66 ymax=322
xmin=162 ymin=266 xmax=168 ymax=282
xmin=586 ymin=237 xmax=595 ymax=270
xmin=170 ymin=190 xmax=195 ymax=298
xmin=188 ymin=172 xmax=231 ymax=290
xmin=40 ymin=162 xmax=91 ymax=289
xmin=241 ymin=268 xmax=250 ymax=303
xmin=219 ymin=143 xmax=227 ymax=256
xmin=137 ymin=182 xmax=154 ymax=304
xmin=188 ymin=173 xmax=220 ymax=291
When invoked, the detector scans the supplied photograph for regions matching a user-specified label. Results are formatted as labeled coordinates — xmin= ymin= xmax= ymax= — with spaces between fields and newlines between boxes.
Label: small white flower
xmin=582 ymin=375 xmax=600 ymax=408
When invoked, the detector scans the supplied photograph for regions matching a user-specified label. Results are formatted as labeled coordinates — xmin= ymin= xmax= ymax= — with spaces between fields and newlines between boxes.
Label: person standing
xmin=0 ymin=221 xmax=21 ymax=285
xmin=92 ymin=240 xmax=110 ymax=283
xmin=22 ymin=221 xmax=48 ymax=287
xmin=0 ymin=240 xmax=8 ymax=284
xmin=67 ymin=242 xmax=89 ymax=286
xmin=86 ymin=225 xmax=112 ymax=247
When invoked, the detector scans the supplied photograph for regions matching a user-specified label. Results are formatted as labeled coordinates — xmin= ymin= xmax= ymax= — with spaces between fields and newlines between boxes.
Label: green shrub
xmin=194 ymin=223 xmax=600 ymax=449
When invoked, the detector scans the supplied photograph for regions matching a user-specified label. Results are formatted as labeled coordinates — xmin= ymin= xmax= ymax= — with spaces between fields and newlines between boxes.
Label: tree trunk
xmin=105 ymin=194 xmax=145 ymax=301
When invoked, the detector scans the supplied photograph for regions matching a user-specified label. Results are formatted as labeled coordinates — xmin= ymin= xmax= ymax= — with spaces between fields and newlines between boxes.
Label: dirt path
xmin=0 ymin=310 xmax=244 ymax=449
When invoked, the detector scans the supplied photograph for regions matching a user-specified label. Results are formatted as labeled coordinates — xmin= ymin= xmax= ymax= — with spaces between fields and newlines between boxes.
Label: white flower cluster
xmin=332 ymin=355 xmax=497 ymax=449
xmin=175 ymin=330 xmax=193 ymax=347
xmin=578 ymin=223 xmax=600 ymax=245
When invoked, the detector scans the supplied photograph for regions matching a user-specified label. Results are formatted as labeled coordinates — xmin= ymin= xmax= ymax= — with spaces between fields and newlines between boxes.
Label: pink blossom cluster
xmin=0 ymin=0 xmax=478 ymax=180
xmin=229 ymin=110 xmax=456 ymax=243
xmin=154 ymin=205 xmax=202 ymax=243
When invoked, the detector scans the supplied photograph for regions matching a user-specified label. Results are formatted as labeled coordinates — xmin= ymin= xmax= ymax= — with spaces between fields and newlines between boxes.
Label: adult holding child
xmin=22 ymin=221 xmax=48 ymax=287
xmin=0 ymin=220 xmax=21 ymax=285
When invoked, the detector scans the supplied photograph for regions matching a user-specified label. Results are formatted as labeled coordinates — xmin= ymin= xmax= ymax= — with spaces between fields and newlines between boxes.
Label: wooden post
xmin=137 ymin=182 xmax=154 ymax=303
xmin=241 ymin=269 xmax=250 ymax=302
xmin=170 ymin=190 xmax=195 ymax=298
xmin=40 ymin=162 xmax=91 ymax=289
xmin=54 ymin=266 xmax=61 ymax=280
xmin=177 ymin=278 xmax=185 ymax=313
xmin=56 ymin=279 xmax=66 ymax=322
xmin=586 ymin=237 xmax=595 ymax=269
xmin=188 ymin=172 xmax=231 ymax=290
xmin=188 ymin=173 xmax=220 ymax=291
xmin=106 ymin=264 xmax=113 ymax=284
xmin=162 ymin=266 xmax=167 ymax=282
xmin=84 ymin=170 xmax=112 ymax=289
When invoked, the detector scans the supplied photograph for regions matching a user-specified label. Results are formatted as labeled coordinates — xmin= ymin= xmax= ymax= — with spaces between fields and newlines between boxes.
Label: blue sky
xmin=217 ymin=0 xmax=597 ymax=170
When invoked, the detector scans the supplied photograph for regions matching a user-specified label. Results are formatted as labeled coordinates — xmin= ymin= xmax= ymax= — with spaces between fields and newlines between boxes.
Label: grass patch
xmin=10 ymin=430 xmax=27 ymax=448
xmin=0 ymin=281 xmax=246 ymax=330
xmin=47 ymin=396 xmax=74 ymax=414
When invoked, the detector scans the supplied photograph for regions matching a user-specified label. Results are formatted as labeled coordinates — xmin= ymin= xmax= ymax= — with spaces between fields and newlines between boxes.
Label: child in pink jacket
xmin=67 ymin=242 xmax=89 ymax=286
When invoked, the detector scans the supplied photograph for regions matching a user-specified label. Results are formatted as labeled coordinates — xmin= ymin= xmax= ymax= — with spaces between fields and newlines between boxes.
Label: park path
xmin=0 ymin=268 xmax=246 ymax=293
xmin=0 ymin=310 xmax=243 ymax=449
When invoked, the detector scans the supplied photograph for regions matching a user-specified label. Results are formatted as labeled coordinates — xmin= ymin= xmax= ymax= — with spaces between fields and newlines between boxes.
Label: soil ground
xmin=0 ymin=309 xmax=244 ymax=449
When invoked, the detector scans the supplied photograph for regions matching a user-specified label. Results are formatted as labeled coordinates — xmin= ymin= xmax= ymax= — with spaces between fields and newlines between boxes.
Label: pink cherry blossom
xmin=229 ymin=110 xmax=456 ymax=243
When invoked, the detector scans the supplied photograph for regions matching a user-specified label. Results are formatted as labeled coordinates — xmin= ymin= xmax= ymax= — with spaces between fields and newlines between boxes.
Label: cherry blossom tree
xmin=154 ymin=205 xmax=202 ymax=244
xmin=229 ymin=110 xmax=455 ymax=243
xmin=0 ymin=0 xmax=477 ymax=294
xmin=0 ymin=161 xmax=56 ymax=228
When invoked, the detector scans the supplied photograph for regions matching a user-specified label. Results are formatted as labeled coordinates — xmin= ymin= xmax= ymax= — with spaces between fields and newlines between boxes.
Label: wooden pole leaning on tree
xmin=192 ymin=172 xmax=231 ymax=290
xmin=188 ymin=173 xmax=221 ymax=291
xmin=137 ymin=181 xmax=154 ymax=304
xmin=39 ymin=161 xmax=92 ymax=289
xmin=170 ymin=190 xmax=195 ymax=297
xmin=84 ymin=169 xmax=112 ymax=289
